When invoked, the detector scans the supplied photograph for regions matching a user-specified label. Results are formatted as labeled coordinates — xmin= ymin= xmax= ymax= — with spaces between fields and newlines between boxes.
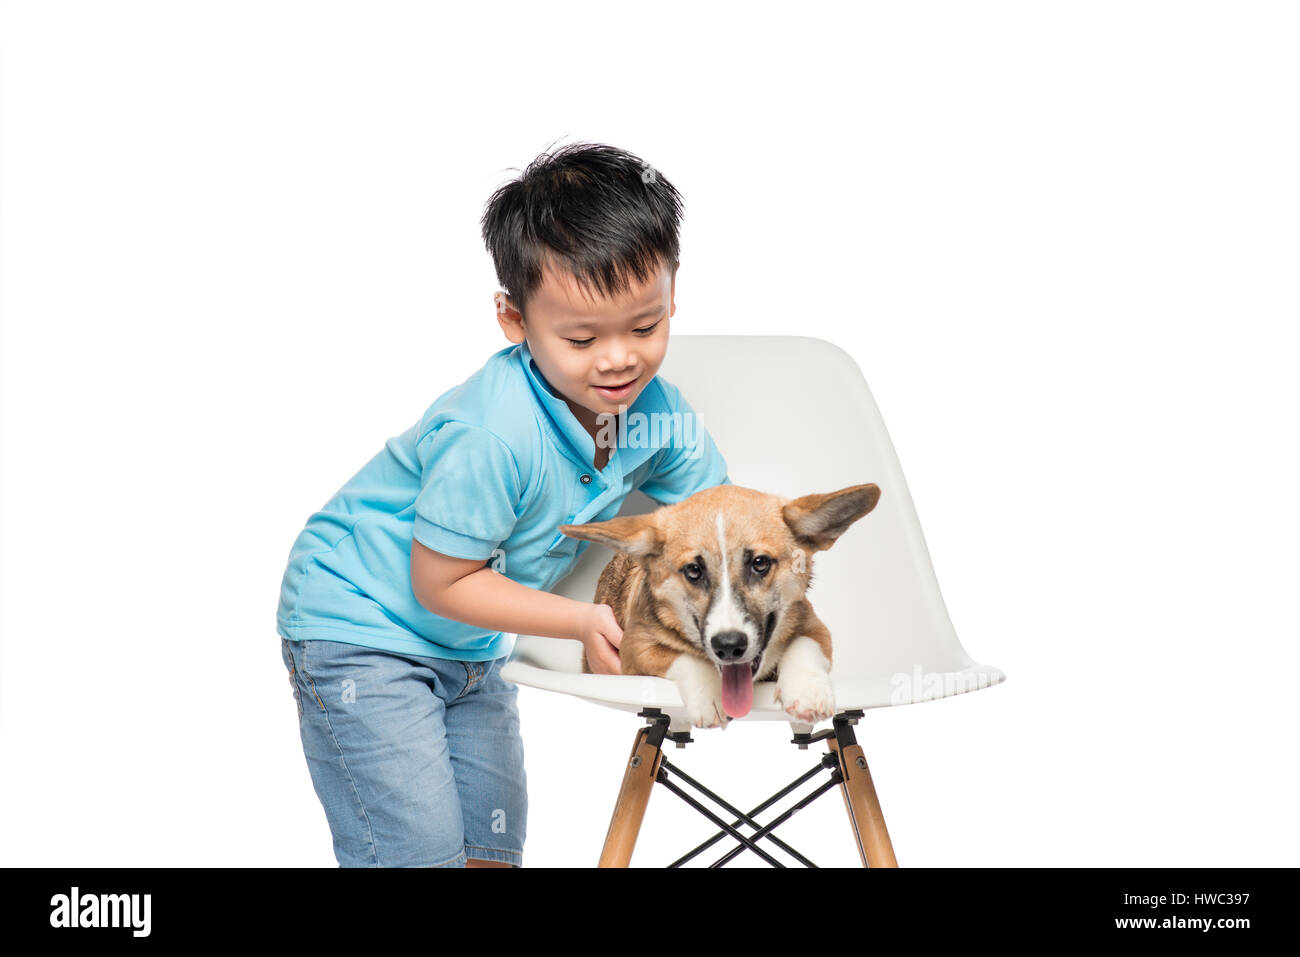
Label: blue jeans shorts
xmin=280 ymin=637 xmax=527 ymax=867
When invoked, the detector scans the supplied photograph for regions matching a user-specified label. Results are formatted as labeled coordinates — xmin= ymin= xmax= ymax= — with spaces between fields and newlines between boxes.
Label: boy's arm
xmin=411 ymin=541 xmax=623 ymax=674
xmin=411 ymin=542 xmax=582 ymax=640
xmin=410 ymin=420 xmax=622 ymax=670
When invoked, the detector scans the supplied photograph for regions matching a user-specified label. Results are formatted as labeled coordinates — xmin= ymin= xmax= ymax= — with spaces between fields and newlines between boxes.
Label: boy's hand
xmin=578 ymin=603 xmax=623 ymax=675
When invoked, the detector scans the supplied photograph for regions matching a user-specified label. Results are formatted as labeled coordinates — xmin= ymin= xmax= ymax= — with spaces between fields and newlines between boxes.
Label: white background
xmin=2 ymin=0 xmax=1296 ymax=867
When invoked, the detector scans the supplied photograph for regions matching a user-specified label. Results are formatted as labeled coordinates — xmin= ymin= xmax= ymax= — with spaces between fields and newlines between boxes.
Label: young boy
xmin=277 ymin=142 xmax=732 ymax=868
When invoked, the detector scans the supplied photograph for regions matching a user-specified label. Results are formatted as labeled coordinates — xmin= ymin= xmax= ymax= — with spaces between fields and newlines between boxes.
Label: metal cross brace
xmin=633 ymin=707 xmax=858 ymax=868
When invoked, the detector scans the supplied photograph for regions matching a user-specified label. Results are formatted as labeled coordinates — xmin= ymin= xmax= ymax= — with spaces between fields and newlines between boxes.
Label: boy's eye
xmin=563 ymin=319 xmax=662 ymax=348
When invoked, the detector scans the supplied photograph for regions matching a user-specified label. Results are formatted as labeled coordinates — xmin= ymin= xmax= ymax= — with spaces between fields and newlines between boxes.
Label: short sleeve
xmin=412 ymin=421 xmax=523 ymax=560
xmin=637 ymin=381 xmax=732 ymax=505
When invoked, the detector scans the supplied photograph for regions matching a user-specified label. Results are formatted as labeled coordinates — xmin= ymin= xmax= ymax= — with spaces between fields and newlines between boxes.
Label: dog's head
xmin=559 ymin=482 xmax=881 ymax=717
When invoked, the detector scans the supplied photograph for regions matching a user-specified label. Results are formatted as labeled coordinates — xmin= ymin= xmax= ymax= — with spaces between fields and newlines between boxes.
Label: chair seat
xmin=501 ymin=634 xmax=1005 ymax=728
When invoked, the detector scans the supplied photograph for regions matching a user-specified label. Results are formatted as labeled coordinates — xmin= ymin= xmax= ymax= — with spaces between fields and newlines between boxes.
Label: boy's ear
xmin=496 ymin=292 xmax=526 ymax=343
xmin=560 ymin=515 xmax=664 ymax=559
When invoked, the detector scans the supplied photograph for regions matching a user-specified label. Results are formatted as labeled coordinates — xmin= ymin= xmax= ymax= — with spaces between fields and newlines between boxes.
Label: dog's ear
xmin=782 ymin=483 xmax=881 ymax=552
xmin=560 ymin=514 xmax=664 ymax=559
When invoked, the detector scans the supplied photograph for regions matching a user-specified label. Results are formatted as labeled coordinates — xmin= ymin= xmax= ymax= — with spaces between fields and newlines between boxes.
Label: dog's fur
xmin=560 ymin=482 xmax=880 ymax=729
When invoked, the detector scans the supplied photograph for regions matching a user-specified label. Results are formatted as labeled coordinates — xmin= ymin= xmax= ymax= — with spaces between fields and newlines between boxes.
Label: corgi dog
xmin=560 ymin=482 xmax=881 ymax=730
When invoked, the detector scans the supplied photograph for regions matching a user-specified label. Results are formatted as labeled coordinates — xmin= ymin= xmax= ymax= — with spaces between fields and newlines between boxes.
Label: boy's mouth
xmin=593 ymin=376 xmax=639 ymax=401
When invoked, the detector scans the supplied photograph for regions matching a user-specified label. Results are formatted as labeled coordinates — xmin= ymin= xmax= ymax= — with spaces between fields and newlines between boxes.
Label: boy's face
xmin=496 ymin=258 xmax=676 ymax=443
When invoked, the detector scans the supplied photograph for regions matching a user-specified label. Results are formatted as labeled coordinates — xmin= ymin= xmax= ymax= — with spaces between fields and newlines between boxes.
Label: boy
xmin=277 ymin=142 xmax=732 ymax=867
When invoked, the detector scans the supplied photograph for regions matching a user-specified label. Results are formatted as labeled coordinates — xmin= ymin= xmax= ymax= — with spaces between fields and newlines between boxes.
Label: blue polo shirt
xmin=276 ymin=338 xmax=731 ymax=661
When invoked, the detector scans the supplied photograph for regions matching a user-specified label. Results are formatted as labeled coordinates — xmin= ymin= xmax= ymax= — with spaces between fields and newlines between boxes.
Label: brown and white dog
xmin=560 ymin=482 xmax=881 ymax=729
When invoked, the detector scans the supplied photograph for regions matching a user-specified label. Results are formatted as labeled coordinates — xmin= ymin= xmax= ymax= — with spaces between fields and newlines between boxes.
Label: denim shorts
xmin=280 ymin=637 xmax=527 ymax=867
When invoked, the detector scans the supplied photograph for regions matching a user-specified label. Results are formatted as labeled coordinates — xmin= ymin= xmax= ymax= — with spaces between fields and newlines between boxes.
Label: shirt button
xmin=580 ymin=474 xmax=593 ymax=485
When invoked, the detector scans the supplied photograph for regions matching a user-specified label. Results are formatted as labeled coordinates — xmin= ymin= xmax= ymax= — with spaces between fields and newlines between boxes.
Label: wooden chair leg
xmin=827 ymin=735 xmax=898 ymax=867
xmin=598 ymin=723 xmax=666 ymax=867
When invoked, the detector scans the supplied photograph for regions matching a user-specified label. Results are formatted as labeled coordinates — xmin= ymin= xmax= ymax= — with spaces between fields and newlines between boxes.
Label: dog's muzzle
xmin=709 ymin=630 xmax=758 ymax=718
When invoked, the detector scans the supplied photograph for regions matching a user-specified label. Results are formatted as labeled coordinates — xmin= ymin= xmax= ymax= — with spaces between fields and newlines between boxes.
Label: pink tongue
xmin=720 ymin=663 xmax=753 ymax=718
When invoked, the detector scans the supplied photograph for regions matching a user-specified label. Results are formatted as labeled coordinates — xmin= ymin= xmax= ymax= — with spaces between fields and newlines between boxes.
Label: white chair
xmin=501 ymin=335 xmax=1005 ymax=867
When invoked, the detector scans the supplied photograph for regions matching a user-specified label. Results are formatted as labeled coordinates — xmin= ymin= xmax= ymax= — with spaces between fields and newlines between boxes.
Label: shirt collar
xmin=516 ymin=337 xmax=671 ymax=475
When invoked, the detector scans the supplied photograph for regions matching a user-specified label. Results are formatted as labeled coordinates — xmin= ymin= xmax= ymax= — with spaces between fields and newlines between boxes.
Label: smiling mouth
xmin=594 ymin=377 xmax=638 ymax=391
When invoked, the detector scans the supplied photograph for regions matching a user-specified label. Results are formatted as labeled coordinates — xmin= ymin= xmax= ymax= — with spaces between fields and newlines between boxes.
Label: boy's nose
xmin=599 ymin=350 xmax=632 ymax=372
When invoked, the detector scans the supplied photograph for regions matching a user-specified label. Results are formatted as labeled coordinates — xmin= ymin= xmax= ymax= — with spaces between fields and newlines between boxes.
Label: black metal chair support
xmin=635 ymin=707 xmax=866 ymax=868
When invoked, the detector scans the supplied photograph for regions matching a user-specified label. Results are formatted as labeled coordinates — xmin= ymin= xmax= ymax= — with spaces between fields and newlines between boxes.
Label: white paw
xmin=775 ymin=637 xmax=835 ymax=723
xmin=683 ymin=690 xmax=730 ymax=730
xmin=667 ymin=655 xmax=731 ymax=730
xmin=775 ymin=670 xmax=835 ymax=723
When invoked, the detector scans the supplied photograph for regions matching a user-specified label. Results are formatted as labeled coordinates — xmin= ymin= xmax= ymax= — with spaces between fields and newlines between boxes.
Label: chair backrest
xmin=549 ymin=334 xmax=986 ymax=681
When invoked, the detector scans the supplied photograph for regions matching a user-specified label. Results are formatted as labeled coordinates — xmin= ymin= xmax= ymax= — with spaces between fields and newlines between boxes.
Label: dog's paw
xmin=668 ymin=655 xmax=732 ymax=730
xmin=775 ymin=668 xmax=835 ymax=724
xmin=683 ymin=690 xmax=731 ymax=730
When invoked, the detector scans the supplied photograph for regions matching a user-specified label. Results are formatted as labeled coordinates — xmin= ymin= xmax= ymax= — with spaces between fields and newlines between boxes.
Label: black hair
xmin=480 ymin=141 xmax=684 ymax=320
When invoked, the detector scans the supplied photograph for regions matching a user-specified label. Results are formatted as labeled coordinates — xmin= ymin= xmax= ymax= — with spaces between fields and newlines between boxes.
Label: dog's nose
xmin=710 ymin=630 xmax=748 ymax=661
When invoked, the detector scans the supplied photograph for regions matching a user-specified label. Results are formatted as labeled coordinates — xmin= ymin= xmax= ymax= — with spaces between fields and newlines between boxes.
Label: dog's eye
xmin=751 ymin=555 xmax=772 ymax=576
xmin=682 ymin=562 xmax=703 ymax=582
